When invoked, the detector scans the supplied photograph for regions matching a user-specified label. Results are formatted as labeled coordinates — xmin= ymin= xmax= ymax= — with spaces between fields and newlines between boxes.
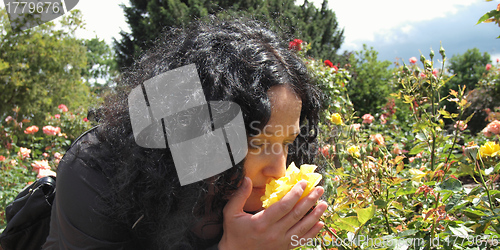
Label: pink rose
xmin=31 ymin=160 xmax=51 ymax=172
xmin=18 ymin=147 xmax=31 ymax=159
xmin=483 ymin=120 xmax=500 ymax=136
xmin=58 ymin=104 xmax=68 ymax=112
xmin=83 ymin=117 xmax=89 ymax=122
xmin=380 ymin=114 xmax=387 ymax=125
xmin=454 ymin=121 xmax=467 ymax=131
xmin=392 ymin=144 xmax=403 ymax=155
xmin=4 ymin=116 xmax=13 ymax=122
xmin=319 ymin=144 xmax=335 ymax=159
xmin=350 ymin=123 xmax=361 ymax=131
xmin=43 ymin=125 xmax=61 ymax=136
xmin=54 ymin=114 xmax=61 ymax=119
xmin=0 ymin=155 xmax=5 ymax=161
xmin=42 ymin=152 xmax=49 ymax=158
xmin=54 ymin=152 xmax=63 ymax=159
xmin=37 ymin=169 xmax=56 ymax=179
xmin=362 ymin=114 xmax=374 ymax=124
xmin=486 ymin=64 xmax=492 ymax=71
xmin=409 ymin=57 xmax=417 ymax=64
xmin=432 ymin=69 xmax=439 ymax=77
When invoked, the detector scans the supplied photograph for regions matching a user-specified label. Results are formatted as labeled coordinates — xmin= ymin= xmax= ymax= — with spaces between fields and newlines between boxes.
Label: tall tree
xmin=347 ymin=45 xmax=393 ymax=116
xmin=114 ymin=0 xmax=344 ymax=70
xmin=443 ymin=48 xmax=492 ymax=134
xmin=0 ymin=9 xmax=92 ymax=124
xmin=444 ymin=48 xmax=491 ymax=94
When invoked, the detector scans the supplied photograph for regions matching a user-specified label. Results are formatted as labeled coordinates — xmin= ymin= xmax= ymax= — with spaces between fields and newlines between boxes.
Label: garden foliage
xmin=304 ymin=42 xmax=500 ymax=249
xmin=1 ymin=6 xmax=500 ymax=249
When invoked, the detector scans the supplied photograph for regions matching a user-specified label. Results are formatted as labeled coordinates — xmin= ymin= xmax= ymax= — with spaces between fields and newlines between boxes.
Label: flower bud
xmin=424 ymin=60 xmax=432 ymax=70
xmin=439 ymin=45 xmax=446 ymax=59
xmin=420 ymin=54 xmax=426 ymax=64
xmin=429 ymin=49 xmax=435 ymax=61
xmin=403 ymin=65 xmax=410 ymax=75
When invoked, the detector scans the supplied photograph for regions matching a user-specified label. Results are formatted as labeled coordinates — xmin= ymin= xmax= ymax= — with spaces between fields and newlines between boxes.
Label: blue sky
xmin=324 ymin=0 xmax=500 ymax=64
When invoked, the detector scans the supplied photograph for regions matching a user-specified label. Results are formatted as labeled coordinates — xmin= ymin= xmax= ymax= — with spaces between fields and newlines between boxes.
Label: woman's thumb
xmin=224 ymin=177 xmax=252 ymax=215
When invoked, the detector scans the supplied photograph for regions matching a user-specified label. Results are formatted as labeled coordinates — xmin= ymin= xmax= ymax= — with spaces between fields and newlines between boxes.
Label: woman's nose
xmin=262 ymin=143 xmax=287 ymax=179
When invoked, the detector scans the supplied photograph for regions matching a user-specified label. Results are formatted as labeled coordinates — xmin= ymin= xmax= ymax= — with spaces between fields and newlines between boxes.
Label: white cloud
xmin=312 ymin=0 xmax=482 ymax=48
xmin=74 ymin=1 xmax=130 ymax=44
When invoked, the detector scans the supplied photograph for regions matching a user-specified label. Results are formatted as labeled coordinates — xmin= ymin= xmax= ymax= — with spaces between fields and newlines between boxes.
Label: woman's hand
xmin=218 ymin=177 xmax=328 ymax=250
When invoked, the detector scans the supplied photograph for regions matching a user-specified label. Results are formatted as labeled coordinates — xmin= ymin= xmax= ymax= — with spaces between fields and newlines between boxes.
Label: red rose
xmin=324 ymin=60 xmax=333 ymax=68
xmin=288 ymin=39 xmax=303 ymax=51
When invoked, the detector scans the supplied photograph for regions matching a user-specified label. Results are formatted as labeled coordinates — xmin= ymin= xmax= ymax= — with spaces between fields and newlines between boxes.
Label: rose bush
xmin=294 ymin=40 xmax=500 ymax=249
xmin=0 ymin=104 xmax=93 ymax=229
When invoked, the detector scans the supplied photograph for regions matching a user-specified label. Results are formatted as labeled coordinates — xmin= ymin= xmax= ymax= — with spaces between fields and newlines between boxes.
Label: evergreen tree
xmin=114 ymin=0 xmax=344 ymax=70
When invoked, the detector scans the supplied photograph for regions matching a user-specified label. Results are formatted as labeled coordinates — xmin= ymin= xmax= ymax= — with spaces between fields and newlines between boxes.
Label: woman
xmin=43 ymin=16 xmax=327 ymax=249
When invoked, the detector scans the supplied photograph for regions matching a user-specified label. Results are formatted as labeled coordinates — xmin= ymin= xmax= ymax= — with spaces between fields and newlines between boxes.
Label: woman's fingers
xmin=279 ymin=186 xmax=324 ymax=229
xmin=288 ymin=221 xmax=325 ymax=249
xmin=223 ymin=177 xmax=253 ymax=216
xmin=286 ymin=199 xmax=328 ymax=239
xmin=263 ymin=180 xmax=307 ymax=224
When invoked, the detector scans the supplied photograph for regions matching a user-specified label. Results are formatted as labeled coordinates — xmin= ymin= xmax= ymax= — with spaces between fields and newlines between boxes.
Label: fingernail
xmin=315 ymin=187 xmax=324 ymax=196
xmin=300 ymin=180 xmax=307 ymax=190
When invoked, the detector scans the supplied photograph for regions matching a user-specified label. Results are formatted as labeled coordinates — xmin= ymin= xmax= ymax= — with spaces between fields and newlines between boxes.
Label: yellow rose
xmin=347 ymin=145 xmax=360 ymax=158
xmin=260 ymin=162 xmax=322 ymax=209
xmin=480 ymin=141 xmax=500 ymax=157
xmin=330 ymin=113 xmax=344 ymax=125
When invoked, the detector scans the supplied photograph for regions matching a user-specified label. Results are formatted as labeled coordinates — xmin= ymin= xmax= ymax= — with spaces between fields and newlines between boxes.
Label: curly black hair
xmin=94 ymin=16 xmax=321 ymax=249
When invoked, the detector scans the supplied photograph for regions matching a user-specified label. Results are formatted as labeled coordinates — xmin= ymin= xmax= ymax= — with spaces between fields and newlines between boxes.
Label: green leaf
xmin=448 ymin=224 xmax=472 ymax=237
xmin=391 ymin=201 xmax=404 ymax=211
xmin=395 ymin=187 xmax=417 ymax=196
xmin=398 ymin=229 xmax=418 ymax=237
xmin=409 ymin=142 xmax=426 ymax=155
xmin=438 ymin=109 xmax=452 ymax=118
xmin=334 ymin=216 xmax=360 ymax=232
xmin=374 ymin=199 xmax=388 ymax=208
xmin=437 ymin=178 xmax=462 ymax=192
xmin=477 ymin=10 xmax=500 ymax=24
xmin=357 ymin=205 xmax=375 ymax=224
xmin=463 ymin=209 xmax=486 ymax=220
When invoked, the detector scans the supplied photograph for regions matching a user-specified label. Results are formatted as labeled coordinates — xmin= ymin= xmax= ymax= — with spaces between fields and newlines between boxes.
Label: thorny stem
xmin=429 ymin=70 xmax=437 ymax=171
xmin=383 ymin=188 xmax=391 ymax=234
xmin=444 ymin=85 xmax=466 ymax=168
xmin=428 ymin=192 xmax=440 ymax=250
xmin=324 ymin=225 xmax=353 ymax=250
xmin=476 ymin=156 xmax=500 ymax=236
xmin=477 ymin=157 xmax=496 ymax=215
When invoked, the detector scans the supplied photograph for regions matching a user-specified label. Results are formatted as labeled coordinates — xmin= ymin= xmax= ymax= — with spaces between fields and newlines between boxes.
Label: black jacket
xmin=42 ymin=128 xmax=220 ymax=249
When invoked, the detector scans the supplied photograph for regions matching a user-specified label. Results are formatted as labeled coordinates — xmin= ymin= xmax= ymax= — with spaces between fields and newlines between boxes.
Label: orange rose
xmin=24 ymin=125 xmax=39 ymax=134
xmin=370 ymin=133 xmax=385 ymax=146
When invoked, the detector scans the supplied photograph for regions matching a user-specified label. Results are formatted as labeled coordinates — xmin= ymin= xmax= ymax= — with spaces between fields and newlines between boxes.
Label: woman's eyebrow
xmin=262 ymin=128 xmax=300 ymax=137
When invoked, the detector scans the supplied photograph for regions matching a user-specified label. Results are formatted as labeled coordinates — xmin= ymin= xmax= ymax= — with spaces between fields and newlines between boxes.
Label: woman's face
xmin=243 ymin=85 xmax=302 ymax=212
